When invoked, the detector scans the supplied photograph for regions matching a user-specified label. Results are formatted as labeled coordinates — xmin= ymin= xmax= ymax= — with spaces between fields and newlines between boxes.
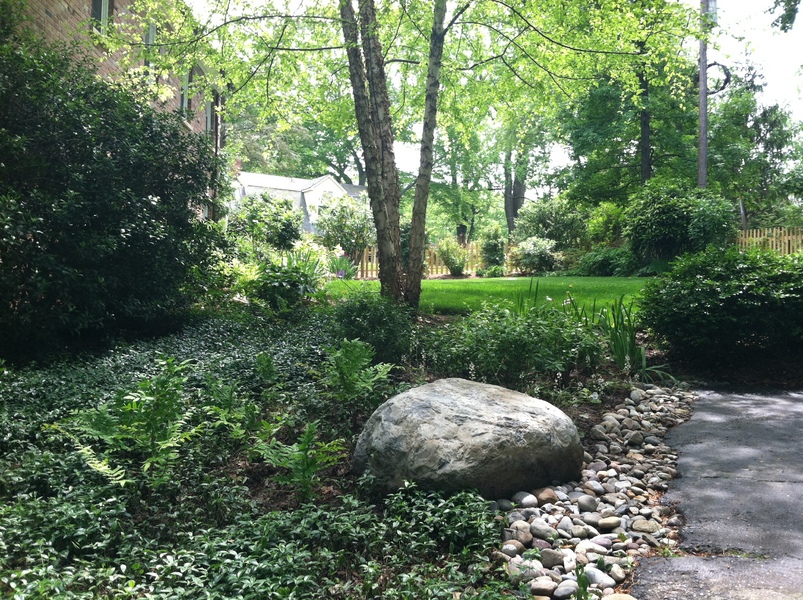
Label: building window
xmin=180 ymin=70 xmax=192 ymax=115
xmin=144 ymin=22 xmax=157 ymax=53
xmin=91 ymin=0 xmax=114 ymax=35
xmin=205 ymin=100 xmax=214 ymax=132
xmin=143 ymin=23 xmax=158 ymax=81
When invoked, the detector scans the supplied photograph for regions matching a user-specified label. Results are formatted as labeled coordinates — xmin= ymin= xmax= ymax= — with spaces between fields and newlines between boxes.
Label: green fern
xmin=48 ymin=356 xmax=200 ymax=488
xmin=45 ymin=423 xmax=129 ymax=486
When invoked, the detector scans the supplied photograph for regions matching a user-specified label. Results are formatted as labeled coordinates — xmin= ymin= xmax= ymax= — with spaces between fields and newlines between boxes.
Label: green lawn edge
xmin=325 ymin=276 xmax=650 ymax=314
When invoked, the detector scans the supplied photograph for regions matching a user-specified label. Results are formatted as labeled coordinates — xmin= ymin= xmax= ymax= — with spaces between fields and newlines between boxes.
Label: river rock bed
xmin=489 ymin=384 xmax=696 ymax=599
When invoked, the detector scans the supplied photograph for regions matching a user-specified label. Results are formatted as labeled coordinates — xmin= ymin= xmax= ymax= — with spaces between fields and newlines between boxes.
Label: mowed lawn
xmin=326 ymin=276 xmax=649 ymax=314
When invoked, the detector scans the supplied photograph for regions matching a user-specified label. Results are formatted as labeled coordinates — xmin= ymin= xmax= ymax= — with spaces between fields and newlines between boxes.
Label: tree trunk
xmin=504 ymin=149 xmax=528 ymax=234
xmin=339 ymin=0 xmax=403 ymax=299
xmin=638 ymin=70 xmax=652 ymax=183
xmin=698 ymin=0 xmax=709 ymax=188
xmin=404 ymin=0 xmax=448 ymax=308
xmin=352 ymin=148 xmax=366 ymax=186
xmin=456 ymin=224 xmax=467 ymax=245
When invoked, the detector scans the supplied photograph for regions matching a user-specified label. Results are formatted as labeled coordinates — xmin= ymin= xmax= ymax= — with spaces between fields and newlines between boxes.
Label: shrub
xmin=245 ymin=263 xmax=319 ymax=310
xmin=574 ymin=245 xmax=640 ymax=277
xmin=476 ymin=265 xmax=506 ymax=278
xmin=638 ymin=246 xmax=803 ymax=361
xmin=588 ymin=201 xmax=626 ymax=246
xmin=422 ymin=302 xmax=603 ymax=389
xmin=513 ymin=197 xmax=588 ymax=251
xmin=436 ymin=237 xmax=468 ymax=276
xmin=316 ymin=194 xmax=375 ymax=264
xmin=228 ymin=193 xmax=303 ymax=256
xmin=0 ymin=35 xmax=224 ymax=356
xmin=624 ymin=178 xmax=737 ymax=262
xmin=479 ymin=222 xmax=507 ymax=268
xmin=331 ymin=290 xmax=413 ymax=365
xmin=509 ymin=236 xmax=561 ymax=274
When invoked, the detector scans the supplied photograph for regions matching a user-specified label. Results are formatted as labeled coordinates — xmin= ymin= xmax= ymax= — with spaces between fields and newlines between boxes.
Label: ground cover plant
xmin=326 ymin=276 xmax=648 ymax=315
xmin=0 ymin=306 xmax=516 ymax=599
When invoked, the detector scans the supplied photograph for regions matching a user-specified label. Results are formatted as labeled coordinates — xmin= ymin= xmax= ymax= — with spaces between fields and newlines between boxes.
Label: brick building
xmin=23 ymin=0 xmax=223 ymax=149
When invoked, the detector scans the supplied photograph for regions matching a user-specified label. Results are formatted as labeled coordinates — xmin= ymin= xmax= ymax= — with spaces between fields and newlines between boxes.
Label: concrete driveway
xmin=630 ymin=390 xmax=803 ymax=600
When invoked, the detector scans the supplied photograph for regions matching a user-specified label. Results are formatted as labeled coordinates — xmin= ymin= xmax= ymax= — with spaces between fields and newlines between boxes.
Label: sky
xmin=707 ymin=0 xmax=803 ymax=118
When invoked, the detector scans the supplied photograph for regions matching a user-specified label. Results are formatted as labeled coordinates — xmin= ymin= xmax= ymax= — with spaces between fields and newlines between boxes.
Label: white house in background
xmin=234 ymin=172 xmax=367 ymax=233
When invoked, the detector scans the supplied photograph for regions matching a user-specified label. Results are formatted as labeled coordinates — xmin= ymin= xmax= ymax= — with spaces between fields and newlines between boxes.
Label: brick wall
xmin=23 ymin=0 xmax=217 ymax=138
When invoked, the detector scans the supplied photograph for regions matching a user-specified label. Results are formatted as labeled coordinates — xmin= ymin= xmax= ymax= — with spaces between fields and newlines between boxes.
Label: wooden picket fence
xmin=736 ymin=227 xmax=803 ymax=255
xmin=356 ymin=228 xmax=802 ymax=278
xmin=358 ymin=242 xmax=489 ymax=279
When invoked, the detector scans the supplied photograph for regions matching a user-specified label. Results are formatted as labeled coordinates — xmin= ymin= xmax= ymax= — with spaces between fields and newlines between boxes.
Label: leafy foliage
xmin=624 ymin=178 xmax=737 ymax=262
xmin=0 ymin=35 xmax=224 ymax=357
xmin=228 ymin=193 xmax=303 ymax=256
xmin=316 ymin=194 xmax=376 ymax=264
xmin=328 ymin=254 xmax=358 ymax=279
xmin=707 ymin=74 xmax=802 ymax=227
xmin=638 ymin=246 xmax=803 ymax=361
xmin=318 ymin=339 xmax=394 ymax=434
xmin=509 ymin=236 xmax=562 ymax=275
xmin=422 ymin=302 xmax=603 ymax=389
xmin=436 ymin=237 xmax=468 ymax=276
xmin=513 ymin=197 xmax=588 ymax=251
xmin=597 ymin=298 xmax=671 ymax=383
xmin=587 ymin=202 xmax=626 ymax=246
xmin=252 ymin=419 xmax=345 ymax=501
xmin=330 ymin=290 xmax=414 ymax=365
xmin=243 ymin=263 xmax=320 ymax=310
xmin=574 ymin=246 xmax=640 ymax=277
xmin=476 ymin=265 xmax=506 ymax=278
xmin=479 ymin=222 xmax=508 ymax=269
xmin=53 ymin=357 xmax=199 ymax=488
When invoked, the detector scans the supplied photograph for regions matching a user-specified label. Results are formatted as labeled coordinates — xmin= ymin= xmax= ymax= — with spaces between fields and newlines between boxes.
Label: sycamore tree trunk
xmin=404 ymin=0 xmax=448 ymax=307
xmin=339 ymin=0 xmax=403 ymax=300
xmin=341 ymin=0 xmax=457 ymax=308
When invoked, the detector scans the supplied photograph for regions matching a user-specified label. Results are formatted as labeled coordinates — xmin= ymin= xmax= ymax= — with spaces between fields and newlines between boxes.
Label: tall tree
xmin=708 ymin=73 xmax=801 ymax=228
xmin=116 ymin=0 xmax=697 ymax=306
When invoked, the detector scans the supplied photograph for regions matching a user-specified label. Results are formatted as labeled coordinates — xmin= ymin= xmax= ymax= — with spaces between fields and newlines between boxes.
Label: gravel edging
xmin=489 ymin=384 xmax=695 ymax=599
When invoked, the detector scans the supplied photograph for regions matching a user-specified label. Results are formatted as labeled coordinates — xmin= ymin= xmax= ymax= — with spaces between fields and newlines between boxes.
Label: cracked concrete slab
xmin=630 ymin=390 xmax=803 ymax=599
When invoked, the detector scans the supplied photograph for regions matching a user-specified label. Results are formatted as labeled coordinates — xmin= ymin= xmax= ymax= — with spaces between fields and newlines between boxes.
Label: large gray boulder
xmin=353 ymin=378 xmax=583 ymax=498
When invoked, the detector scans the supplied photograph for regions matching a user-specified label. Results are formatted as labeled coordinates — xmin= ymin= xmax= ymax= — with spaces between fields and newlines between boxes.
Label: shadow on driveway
xmin=630 ymin=390 xmax=803 ymax=599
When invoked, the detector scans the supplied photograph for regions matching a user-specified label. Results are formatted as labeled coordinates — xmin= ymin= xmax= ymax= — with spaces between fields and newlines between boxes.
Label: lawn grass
xmin=326 ymin=276 xmax=649 ymax=314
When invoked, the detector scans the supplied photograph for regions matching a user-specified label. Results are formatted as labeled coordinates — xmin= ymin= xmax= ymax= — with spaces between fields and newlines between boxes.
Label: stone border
xmin=489 ymin=385 xmax=695 ymax=599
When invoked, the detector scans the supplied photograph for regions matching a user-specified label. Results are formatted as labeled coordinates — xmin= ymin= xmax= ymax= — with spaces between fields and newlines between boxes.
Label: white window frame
xmin=91 ymin=0 xmax=112 ymax=35
xmin=205 ymin=100 xmax=214 ymax=132
xmin=180 ymin=71 xmax=191 ymax=115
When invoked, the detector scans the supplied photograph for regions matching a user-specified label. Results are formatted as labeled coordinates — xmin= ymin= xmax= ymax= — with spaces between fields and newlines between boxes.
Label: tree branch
xmin=489 ymin=0 xmax=642 ymax=57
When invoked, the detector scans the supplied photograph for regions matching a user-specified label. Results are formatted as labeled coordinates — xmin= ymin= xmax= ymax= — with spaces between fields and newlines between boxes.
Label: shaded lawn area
xmin=326 ymin=276 xmax=650 ymax=314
